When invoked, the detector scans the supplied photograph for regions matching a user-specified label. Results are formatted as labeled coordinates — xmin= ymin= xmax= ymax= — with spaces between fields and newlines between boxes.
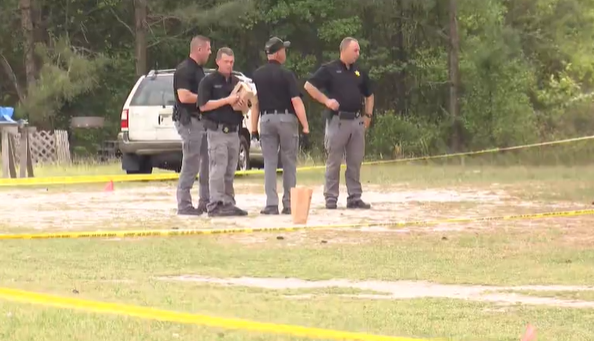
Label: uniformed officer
xmin=303 ymin=37 xmax=375 ymax=210
xmin=197 ymin=47 xmax=248 ymax=217
xmin=250 ymin=37 xmax=310 ymax=215
xmin=172 ymin=35 xmax=212 ymax=216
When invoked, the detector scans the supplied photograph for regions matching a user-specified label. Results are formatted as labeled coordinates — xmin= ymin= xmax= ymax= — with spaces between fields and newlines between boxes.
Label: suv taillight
xmin=121 ymin=109 xmax=129 ymax=130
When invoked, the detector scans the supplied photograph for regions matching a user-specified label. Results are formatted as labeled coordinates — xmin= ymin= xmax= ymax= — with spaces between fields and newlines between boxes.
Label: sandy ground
xmin=156 ymin=275 xmax=594 ymax=309
xmin=1 ymin=181 xmax=593 ymax=310
xmin=0 ymin=181 xmax=587 ymax=232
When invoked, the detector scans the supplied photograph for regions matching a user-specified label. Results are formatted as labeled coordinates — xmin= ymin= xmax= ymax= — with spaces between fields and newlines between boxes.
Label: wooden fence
xmin=8 ymin=129 xmax=71 ymax=165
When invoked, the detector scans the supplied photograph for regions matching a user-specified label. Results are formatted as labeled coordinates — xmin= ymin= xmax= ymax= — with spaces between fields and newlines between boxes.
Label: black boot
xmin=177 ymin=207 xmax=202 ymax=216
xmin=260 ymin=206 xmax=279 ymax=215
xmin=197 ymin=202 xmax=208 ymax=215
xmin=346 ymin=200 xmax=371 ymax=209
xmin=208 ymin=203 xmax=238 ymax=217
xmin=325 ymin=201 xmax=337 ymax=209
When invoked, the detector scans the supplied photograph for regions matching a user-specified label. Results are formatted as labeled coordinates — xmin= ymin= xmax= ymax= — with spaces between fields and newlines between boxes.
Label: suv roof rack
xmin=204 ymin=68 xmax=245 ymax=77
xmin=146 ymin=69 xmax=176 ymax=77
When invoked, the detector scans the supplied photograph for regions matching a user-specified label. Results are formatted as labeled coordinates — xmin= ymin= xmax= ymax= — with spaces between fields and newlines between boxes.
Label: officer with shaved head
xmin=303 ymin=37 xmax=375 ymax=210
xmin=172 ymin=35 xmax=212 ymax=216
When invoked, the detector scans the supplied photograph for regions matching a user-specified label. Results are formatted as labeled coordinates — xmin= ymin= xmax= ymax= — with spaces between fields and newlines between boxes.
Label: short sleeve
xmin=360 ymin=70 xmax=374 ymax=97
xmin=307 ymin=65 xmax=332 ymax=90
xmin=284 ymin=70 xmax=301 ymax=99
xmin=197 ymin=76 xmax=212 ymax=107
xmin=173 ymin=64 xmax=193 ymax=92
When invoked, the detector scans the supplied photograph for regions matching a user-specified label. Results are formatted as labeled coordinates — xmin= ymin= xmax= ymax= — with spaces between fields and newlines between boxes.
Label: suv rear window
xmin=128 ymin=71 xmax=243 ymax=106
xmin=130 ymin=75 xmax=176 ymax=106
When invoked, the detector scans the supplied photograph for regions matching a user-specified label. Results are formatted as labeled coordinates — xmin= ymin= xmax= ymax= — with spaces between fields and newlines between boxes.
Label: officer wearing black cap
xmin=250 ymin=37 xmax=310 ymax=215
xmin=304 ymin=36 xmax=375 ymax=210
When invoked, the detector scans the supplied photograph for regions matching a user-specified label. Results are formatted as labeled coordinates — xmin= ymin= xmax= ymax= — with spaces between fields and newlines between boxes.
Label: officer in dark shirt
xmin=197 ymin=47 xmax=248 ymax=217
xmin=250 ymin=37 xmax=310 ymax=215
xmin=172 ymin=35 xmax=212 ymax=216
xmin=304 ymin=36 xmax=375 ymax=210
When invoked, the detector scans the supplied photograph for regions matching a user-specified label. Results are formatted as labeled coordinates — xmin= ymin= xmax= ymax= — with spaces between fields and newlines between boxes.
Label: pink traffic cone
xmin=521 ymin=323 xmax=536 ymax=341
xmin=103 ymin=180 xmax=114 ymax=192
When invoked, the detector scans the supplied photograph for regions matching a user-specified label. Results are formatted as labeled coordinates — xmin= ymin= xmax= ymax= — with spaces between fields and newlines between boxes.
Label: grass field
xmin=1 ymin=154 xmax=594 ymax=341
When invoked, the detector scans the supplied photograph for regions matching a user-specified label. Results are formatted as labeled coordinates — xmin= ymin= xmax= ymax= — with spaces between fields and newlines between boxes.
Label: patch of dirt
xmin=155 ymin=275 xmax=594 ymax=308
xmin=0 ymin=183 xmax=588 ymax=235
xmin=97 ymin=279 xmax=135 ymax=284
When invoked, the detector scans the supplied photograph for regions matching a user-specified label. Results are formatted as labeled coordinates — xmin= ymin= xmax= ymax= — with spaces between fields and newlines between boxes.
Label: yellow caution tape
xmin=1 ymin=211 xmax=589 ymax=338
xmin=1 ymin=209 xmax=592 ymax=241
xmin=0 ymin=287 xmax=436 ymax=341
xmin=0 ymin=134 xmax=592 ymax=187
xmin=362 ymin=134 xmax=594 ymax=165
xmin=0 ymin=168 xmax=283 ymax=187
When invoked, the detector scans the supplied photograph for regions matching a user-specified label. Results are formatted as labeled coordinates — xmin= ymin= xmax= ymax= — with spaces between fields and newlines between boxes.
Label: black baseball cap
xmin=265 ymin=37 xmax=291 ymax=54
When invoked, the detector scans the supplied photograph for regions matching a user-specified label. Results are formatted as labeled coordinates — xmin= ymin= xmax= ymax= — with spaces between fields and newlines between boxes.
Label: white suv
xmin=117 ymin=68 xmax=270 ymax=174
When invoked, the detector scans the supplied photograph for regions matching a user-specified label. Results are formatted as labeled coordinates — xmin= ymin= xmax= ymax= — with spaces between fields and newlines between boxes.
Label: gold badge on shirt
xmin=355 ymin=70 xmax=360 ymax=77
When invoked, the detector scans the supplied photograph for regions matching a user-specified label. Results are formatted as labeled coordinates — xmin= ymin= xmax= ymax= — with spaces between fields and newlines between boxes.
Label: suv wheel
xmin=126 ymin=167 xmax=152 ymax=175
xmin=237 ymin=135 xmax=250 ymax=171
xmin=125 ymin=156 xmax=153 ymax=174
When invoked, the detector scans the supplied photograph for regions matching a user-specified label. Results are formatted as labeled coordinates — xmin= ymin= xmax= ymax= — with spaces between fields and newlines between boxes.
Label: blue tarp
xmin=0 ymin=107 xmax=28 ymax=125
xmin=0 ymin=107 xmax=16 ymax=123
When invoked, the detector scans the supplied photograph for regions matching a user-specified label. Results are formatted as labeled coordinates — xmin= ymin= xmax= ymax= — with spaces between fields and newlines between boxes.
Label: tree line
xmin=1 ymin=0 xmax=593 ymax=160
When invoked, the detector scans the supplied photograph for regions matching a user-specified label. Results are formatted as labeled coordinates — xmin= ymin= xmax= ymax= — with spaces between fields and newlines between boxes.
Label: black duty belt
xmin=172 ymin=106 xmax=200 ymax=122
xmin=204 ymin=119 xmax=238 ymax=133
xmin=261 ymin=109 xmax=294 ymax=115
xmin=334 ymin=111 xmax=361 ymax=120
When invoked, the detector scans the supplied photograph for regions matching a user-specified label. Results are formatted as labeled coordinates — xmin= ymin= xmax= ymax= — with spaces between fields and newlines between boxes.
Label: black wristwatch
xmin=364 ymin=113 xmax=372 ymax=118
